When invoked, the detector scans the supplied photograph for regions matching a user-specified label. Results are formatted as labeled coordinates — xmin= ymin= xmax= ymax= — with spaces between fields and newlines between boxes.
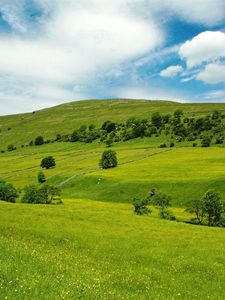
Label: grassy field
xmin=1 ymin=142 xmax=225 ymax=207
xmin=1 ymin=99 xmax=225 ymax=299
xmin=1 ymin=199 xmax=225 ymax=300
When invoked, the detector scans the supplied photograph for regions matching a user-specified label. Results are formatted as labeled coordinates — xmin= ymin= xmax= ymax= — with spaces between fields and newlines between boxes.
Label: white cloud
xmin=179 ymin=31 xmax=225 ymax=68
xmin=160 ymin=65 xmax=183 ymax=78
xmin=0 ymin=0 xmax=164 ymax=114
xmin=196 ymin=62 xmax=225 ymax=84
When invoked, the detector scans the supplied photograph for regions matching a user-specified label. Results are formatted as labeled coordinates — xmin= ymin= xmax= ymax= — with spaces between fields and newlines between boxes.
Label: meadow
xmin=1 ymin=99 xmax=225 ymax=299
xmin=1 ymin=199 xmax=225 ymax=300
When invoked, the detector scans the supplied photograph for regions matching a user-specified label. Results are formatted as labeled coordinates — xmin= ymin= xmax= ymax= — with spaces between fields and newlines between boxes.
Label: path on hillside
xmin=59 ymin=148 xmax=173 ymax=186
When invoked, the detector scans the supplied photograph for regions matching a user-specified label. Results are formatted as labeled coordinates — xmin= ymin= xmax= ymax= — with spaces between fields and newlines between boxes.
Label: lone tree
xmin=40 ymin=156 xmax=56 ymax=169
xmin=99 ymin=150 xmax=117 ymax=169
xmin=35 ymin=136 xmax=44 ymax=146
xmin=38 ymin=171 xmax=46 ymax=183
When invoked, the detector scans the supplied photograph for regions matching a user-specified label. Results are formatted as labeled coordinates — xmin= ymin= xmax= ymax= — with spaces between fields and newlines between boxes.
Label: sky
xmin=0 ymin=0 xmax=225 ymax=115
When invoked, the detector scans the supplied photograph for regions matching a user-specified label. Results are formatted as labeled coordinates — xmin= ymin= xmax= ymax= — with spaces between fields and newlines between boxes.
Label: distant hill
xmin=1 ymin=99 xmax=225 ymax=149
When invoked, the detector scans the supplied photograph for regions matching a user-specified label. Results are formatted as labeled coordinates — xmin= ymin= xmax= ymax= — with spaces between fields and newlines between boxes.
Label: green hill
xmin=1 ymin=99 xmax=225 ymax=299
xmin=1 ymin=99 xmax=225 ymax=149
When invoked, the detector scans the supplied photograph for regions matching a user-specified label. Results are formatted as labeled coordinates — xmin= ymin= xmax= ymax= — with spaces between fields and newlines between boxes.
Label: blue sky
xmin=0 ymin=0 xmax=225 ymax=115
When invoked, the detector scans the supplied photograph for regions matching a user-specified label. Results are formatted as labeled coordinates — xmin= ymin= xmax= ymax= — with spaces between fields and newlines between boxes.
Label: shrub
xmin=201 ymin=136 xmax=211 ymax=147
xmin=133 ymin=197 xmax=151 ymax=215
xmin=159 ymin=143 xmax=167 ymax=148
xmin=40 ymin=156 xmax=56 ymax=169
xmin=159 ymin=209 xmax=176 ymax=220
xmin=35 ymin=136 xmax=44 ymax=146
xmin=186 ymin=198 xmax=205 ymax=224
xmin=203 ymin=190 xmax=223 ymax=226
xmin=170 ymin=141 xmax=175 ymax=147
xmin=38 ymin=171 xmax=46 ymax=184
xmin=7 ymin=144 xmax=16 ymax=152
xmin=100 ymin=150 xmax=117 ymax=169
xmin=0 ymin=179 xmax=18 ymax=203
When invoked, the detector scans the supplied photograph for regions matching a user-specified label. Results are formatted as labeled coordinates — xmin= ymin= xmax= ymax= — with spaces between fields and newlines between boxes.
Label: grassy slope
xmin=2 ymin=99 xmax=225 ymax=149
xmin=1 ymin=142 xmax=225 ymax=207
xmin=1 ymin=199 xmax=225 ymax=300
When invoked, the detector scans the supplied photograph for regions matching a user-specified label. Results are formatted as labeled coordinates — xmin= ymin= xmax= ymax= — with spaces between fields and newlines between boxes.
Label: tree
xmin=133 ymin=197 xmax=151 ymax=215
xmin=38 ymin=171 xmax=46 ymax=184
xmin=186 ymin=198 xmax=205 ymax=224
xmin=71 ymin=130 xmax=79 ymax=142
xmin=154 ymin=193 xmax=171 ymax=210
xmin=202 ymin=190 xmax=223 ymax=226
xmin=35 ymin=136 xmax=44 ymax=146
xmin=99 ymin=150 xmax=117 ymax=169
xmin=40 ymin=156 xmax=56 ymax=169
xmin=201 ymin=136 xmax=211 ymax=147
xmin=102 ymin=121 xmax=116 ymax=133
xmin=0 ymin=179 xmax=18 ymax=203
xmin=151 ymin=112 xmax=162 ymax=129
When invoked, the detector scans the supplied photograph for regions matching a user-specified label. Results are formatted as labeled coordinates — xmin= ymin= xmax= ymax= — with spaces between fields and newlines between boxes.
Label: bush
xmin=159 ymin=143 xmax=167 ymax=148
xmin=7 ymin=144 xmax=16 ymax=152
xmin=100 ymin=150 xmax=117 ymax=169
xmin=201 ymin=136 xmax=211 ymax=147
xmin=170 ymin=142 xmax=175 ymax=148
xmin=133 ymin=197 xmax=151 ymax=215
xmin=40 ymin=156 xmax=56 ymax=169
xmin=159 ymin=209 xmax=176 ymax=220
xmin=38 ymin=171 xmax=46 ymax=183
xmin=35 ymin=136 xmax=44 ymax=146
xmin=0 ymin=179 xmax=18 ymax=203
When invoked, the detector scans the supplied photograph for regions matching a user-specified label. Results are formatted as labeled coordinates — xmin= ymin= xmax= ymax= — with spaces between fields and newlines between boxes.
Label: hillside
xmin=1 ymin=99 xmax=225 ymax=149
xmin=2 ymin=99 xmax=225 ymax=299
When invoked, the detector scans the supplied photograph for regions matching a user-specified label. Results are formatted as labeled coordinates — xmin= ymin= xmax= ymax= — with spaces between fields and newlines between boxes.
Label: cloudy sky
xmin=0 ymin=0 xmax=225 ymax=115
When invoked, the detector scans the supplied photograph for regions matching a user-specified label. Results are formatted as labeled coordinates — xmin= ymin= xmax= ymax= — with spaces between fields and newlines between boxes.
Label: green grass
xmin=1 ymin=143 xmax=225 ymax=207
xmin=1 ymin=199 xmax=225 ymax=299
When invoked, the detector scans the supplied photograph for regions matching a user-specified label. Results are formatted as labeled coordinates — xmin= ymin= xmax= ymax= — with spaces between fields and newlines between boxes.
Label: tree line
xmin=3 ymin=109 xmax=225 ymax=153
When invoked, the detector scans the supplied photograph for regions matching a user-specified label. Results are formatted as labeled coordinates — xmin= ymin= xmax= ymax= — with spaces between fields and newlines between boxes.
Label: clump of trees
xmin=35 ymin=136 xmax=44 ymax=146
xmin=100 ymin=150 xmax=118 ymax=169
xmin=132 ymin=190 xmax=175 ymax=220
xmin=41 ymin=156 xmax=56 ymax=169
xmin=187 ymin=190 xmax=225 ymax=227
xmin=22 ymin=185 xmax=62 ymax=205
xmin=0 ymin=179 xmax=18 ymax=203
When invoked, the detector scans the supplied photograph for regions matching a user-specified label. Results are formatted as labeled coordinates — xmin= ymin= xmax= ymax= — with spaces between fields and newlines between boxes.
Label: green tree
xmin=151 ymin=112 xmax=162 ymax=129
xmin=202 ymin=190 xmax=223 ymax=226
xmin=99 ymin=150 xmax=117 ymax=169
xmin=40 ymin=156 xmax=56 ymax=169
xmin=133 ymin=197 xmax=151 ymax=215
xmin=35 ymin=136 xmax=44 ymax=145
xmin=186 ymin=198 xmax=205 ymax=224
xmin=201 ymin=136 xmax=211 ymax=147
xmin=0 ymin=179 xmax=18 ymax=203
xmin=38 ymin=171 xmax=46 ymax=184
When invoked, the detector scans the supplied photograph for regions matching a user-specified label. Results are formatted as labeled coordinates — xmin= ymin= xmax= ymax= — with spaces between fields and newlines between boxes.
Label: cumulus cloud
xmin=160 ymin=65 xmax=183 ymax=78
xmin=0 ymin=0 xmax=164 ymax=114
xmin=179 ymin=31 xmax=225 ymax=68
xmin=196 ymin=62 xmax=225 ymax=84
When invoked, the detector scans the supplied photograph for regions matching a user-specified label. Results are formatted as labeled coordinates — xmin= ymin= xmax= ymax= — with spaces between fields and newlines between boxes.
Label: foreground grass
xmin=0 ymin=199 xmax=225 ymax=299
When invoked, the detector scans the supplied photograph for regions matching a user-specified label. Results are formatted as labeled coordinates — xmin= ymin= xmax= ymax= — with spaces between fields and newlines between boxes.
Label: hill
xmin=1 ymin=99 xmax=225 ymax=149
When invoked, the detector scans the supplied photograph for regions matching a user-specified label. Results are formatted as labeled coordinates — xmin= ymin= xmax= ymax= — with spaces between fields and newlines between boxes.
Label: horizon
xmin=0 ymin=0 xmax=225 ymax=115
